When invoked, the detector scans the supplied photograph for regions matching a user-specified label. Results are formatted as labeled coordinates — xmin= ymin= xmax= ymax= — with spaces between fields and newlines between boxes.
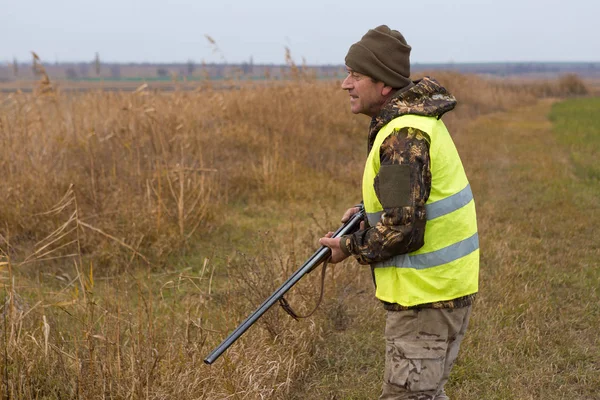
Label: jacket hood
xmin=368 ymin=77 xmax=456 ymax=146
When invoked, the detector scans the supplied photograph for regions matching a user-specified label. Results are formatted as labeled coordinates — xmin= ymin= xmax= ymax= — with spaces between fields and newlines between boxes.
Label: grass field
xmin=0 ymin=74 xmax=598 ymax=399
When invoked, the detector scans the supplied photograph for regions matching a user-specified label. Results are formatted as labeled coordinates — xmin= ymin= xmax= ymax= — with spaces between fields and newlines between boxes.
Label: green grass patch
xmin=550 ymin=97 xmax=600 ymax=181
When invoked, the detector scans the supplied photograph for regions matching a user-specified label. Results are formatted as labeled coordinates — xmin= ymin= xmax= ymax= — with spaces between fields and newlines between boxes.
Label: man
xmin=319 ymin=25 xmax=479 ymax=400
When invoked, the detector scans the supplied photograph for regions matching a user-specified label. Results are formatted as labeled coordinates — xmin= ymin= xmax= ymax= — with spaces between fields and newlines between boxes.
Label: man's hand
xmin=320 ymin=207 xmax=366 ymax=264
xmin=342 ymin=206 xmax=366 ymax=230
xmin=319 ymin=232 xmax=349 ymax=264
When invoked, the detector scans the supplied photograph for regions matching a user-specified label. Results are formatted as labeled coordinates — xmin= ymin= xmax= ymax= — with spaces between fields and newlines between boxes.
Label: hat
xmin=345 ymin=25 xmax=412 ymax=89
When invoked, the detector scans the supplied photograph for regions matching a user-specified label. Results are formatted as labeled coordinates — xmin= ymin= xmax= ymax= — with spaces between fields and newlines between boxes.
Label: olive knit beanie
xmin=345 ymin=25 xmax=412 ymax=89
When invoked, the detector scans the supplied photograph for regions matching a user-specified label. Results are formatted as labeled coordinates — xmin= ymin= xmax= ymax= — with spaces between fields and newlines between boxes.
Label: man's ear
xmin=381 ymin=85 xmax=394 ymax=97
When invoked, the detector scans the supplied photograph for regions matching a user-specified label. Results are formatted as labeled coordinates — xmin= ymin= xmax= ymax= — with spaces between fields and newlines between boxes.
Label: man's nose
xmin=341 ymin=75 xmax=353 ymax=90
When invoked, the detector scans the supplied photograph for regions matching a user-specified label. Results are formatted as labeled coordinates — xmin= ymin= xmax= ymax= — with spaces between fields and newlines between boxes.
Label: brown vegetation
xmin=0 ymin=72 xmax=595 ymax=398
xmin=528 ymin=73 xmax=590 ymax=97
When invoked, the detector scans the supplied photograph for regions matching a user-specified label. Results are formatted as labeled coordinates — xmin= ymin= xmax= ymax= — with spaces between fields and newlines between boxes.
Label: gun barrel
xmin=203 ymin=209 xmax=364 ymax=365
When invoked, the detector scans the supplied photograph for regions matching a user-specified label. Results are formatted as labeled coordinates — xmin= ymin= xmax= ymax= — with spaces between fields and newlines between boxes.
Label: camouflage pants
xmin=380 ymin=305 xmax=472 ymax=400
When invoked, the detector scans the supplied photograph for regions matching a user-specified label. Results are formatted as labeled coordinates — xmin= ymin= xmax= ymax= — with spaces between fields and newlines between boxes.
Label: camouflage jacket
xmin=339 ymin=77 xmax=475 ymax=310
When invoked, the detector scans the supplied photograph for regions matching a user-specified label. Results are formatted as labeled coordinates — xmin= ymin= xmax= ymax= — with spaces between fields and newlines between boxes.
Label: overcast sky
xmin=1 ymin=0 xmax=599 ymax=65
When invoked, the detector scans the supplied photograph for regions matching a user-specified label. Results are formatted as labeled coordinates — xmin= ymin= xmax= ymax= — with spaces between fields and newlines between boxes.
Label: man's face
xmin=341 ymin=67 xmax=388 ymax=117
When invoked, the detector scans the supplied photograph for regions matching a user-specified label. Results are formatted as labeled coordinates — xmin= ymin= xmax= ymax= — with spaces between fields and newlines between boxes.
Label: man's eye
xmin=345 ymin=71 xmax=361 ymax=80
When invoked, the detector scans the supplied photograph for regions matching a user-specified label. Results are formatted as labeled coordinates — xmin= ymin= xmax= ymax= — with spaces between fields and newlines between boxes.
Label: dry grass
xmin=0 ymin=71 xmax=595 ymax=399
xmin=525 ymin=73 xmax=590 ymax=97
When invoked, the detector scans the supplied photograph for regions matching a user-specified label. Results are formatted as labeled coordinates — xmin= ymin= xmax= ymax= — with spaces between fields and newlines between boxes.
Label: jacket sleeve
xmin=340 ymin=126 xmax=431 ymax=265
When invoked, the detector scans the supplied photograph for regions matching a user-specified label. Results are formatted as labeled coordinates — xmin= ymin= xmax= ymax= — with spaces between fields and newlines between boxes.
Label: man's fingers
xmin=319 ymin=232 xmax=334 ymax=247
xmin=341 ymin=208 xmax=353 ymax=222
xmin=360 ymin=220 xmax=365 ymax=230
xmin=341 ymin=207 xmax=359 ymax=223
xmin=319 ymin=236 xmax=333 ymax=246
xmin=317 ymin=236 xmax=347 ymax=264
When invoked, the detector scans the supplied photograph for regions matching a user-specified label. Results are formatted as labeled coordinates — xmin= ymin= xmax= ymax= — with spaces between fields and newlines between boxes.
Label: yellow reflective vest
xmin=362 ymin=114 xmax=479 ymax=307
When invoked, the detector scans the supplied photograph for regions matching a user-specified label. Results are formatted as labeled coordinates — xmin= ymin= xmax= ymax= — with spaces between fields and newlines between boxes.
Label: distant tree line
xmin=2 ymin=56 xmax=600 ymax=82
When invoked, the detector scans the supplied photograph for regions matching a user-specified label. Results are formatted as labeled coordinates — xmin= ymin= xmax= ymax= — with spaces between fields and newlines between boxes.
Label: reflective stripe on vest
xmin=366 ymin=183 xmax=474 ymax=227
xmin=373 ymin=232 xmax=479 ymax=270
xmin=362 ymin=114 xmax=479 ymax=307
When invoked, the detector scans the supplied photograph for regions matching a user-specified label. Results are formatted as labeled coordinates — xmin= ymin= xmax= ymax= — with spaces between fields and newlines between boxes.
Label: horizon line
xmin=2 ymin=60 xmax=600 ymax=66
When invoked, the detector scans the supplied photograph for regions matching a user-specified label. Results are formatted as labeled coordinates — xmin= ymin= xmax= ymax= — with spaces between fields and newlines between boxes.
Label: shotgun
xmin=204 ymin=206 xmax=365 ymax=365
